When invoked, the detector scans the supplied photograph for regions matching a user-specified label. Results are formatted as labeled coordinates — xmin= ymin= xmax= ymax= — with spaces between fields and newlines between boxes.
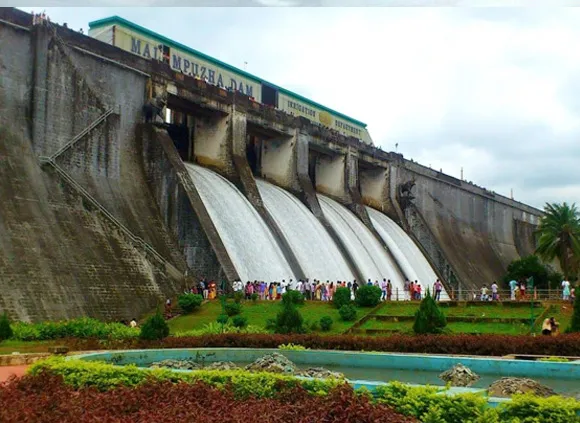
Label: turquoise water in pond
xmin=75 ymin=348 xmax=580 ymax=396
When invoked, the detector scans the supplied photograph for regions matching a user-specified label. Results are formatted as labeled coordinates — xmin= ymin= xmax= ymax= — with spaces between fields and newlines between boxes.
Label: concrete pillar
xmin=295 ymin=131 xmax=323 ymax=218
xmin=192 ymin=114 xmax=235 ymax=177
xmin=261 ymin=133 xmax=301 ymax=194
xmin=359 ymin=165 xmax=390 ymax=212
xmin=315 ymin=152 xmax=349 ymax=202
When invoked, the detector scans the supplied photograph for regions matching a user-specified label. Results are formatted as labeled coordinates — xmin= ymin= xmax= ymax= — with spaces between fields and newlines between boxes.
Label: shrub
xmin=233 ymin=292 xmax=244 ymax=304
xmin=177 ymin=294 xmax=203 ymax=314
xmin=333 ymin=287 xmax=352 ymax=309
xmin=355 ymin=285 xmax=382 ymax=307
xmin=175 ymin=323 xmax=267 ymax=336
xmin=224 ymin=302 xmax=242 ymax=317
xmin=283 ymin=290 xmax=304 ymax=305
xmin=0 ymin=312 xmax=13 ymax=342
xmin=278 ymin=343 xmax=308 ymax=351
xmin=139 ymin=312 xmax=169 ymax=341
xmin=9 ymin=318 xmax=139 ymax=341
xmin=498 ymin=393 xmax=580 ymax=422
xmin=338 ymin=304 xmax=357 ymax=321
xmin=413 ymin=290 xmax=447 ymax=334
xmin=232 ymin=315 xmax=248 ymax=329
xmin=251 ymin=293 xmax=259 ymax=302
xmin=275 ymin=296 xmax=305 ymax=334
xmin=217 ymin=314 xmax=229 ymax=325
xmin=319 ymin=316 xmax=333 ymax=332
xmin=568 ymin=285 xmax=580 ymax=333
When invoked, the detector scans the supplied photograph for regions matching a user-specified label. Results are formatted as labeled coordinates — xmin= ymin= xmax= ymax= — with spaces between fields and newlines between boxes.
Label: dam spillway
xmin=366 ymin=207 xmax=448 ymax=299
xmin=256 ymin=179 xmax=355 ymax=282
xmin=317 ymin=194 xmax=404 ymax=291
xmin=185 ymin=163 xmax=295 ymax=282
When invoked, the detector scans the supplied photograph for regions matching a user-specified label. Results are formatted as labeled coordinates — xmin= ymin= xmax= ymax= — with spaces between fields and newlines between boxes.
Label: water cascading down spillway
xmin=256 ymin=179 xmax=355 ymax=282
xmin=185 ymin=163 xmax=296 ymax=282
xmin=317 ymin=194 xmax=405 ymax=293
xmin=366 ymin=207 xmax=449 ymax=299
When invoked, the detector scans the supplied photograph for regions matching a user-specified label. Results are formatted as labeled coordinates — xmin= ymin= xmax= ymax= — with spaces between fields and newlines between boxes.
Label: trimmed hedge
xmin=64 ymin=333 xmax=580 ymax=357
xmin=26 ymin=358 xmax=580 ymax=423
xmin=11 ymin=318 xmax=138 ymax=341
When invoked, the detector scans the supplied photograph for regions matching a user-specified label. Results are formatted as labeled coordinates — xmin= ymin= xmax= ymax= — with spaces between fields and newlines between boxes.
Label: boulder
xmin=150 ymin=359 xmax=201 ymax=370
xmin=488 ymin=377 xmax=557 ymax=398
xmin=245 ymin=353 xmax=297 ymax=374
xmin=204 ymin=361 xmax=239 ymax=371
xmin=296 ymin=367 xmax=345 ymax=379
xmin=439 ymin=364 xmax=480 ymax=387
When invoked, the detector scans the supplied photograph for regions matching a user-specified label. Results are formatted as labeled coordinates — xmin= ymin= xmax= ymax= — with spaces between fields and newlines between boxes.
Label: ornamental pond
xmin=74 ymin=348 xmax=580 ymax=397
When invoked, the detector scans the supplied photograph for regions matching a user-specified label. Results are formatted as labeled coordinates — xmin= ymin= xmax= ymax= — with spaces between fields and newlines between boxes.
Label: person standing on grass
xmin=387 ymin=279 xmax=393 ymax=301
xmin=480 ymin=285 xmax=488 ymax=301
xmin=562 ymin=279 xmax=571 ymax=301
xmin=409 ymin=281 xmax=415 ymax=300
xmin=519 ymin=280 xmax=526 ymax=300
xmin=491 ymin=281 xmax=498 ymax=301
xmin=404 ymin=279 xmax=410 ymax=301
xmin=509 ymin=279 xmax=517 ymax=301
xmin=434 ymin=279 xmax=443 ymax=301
xmin=381 ymin=279 xmax=387 ymax=301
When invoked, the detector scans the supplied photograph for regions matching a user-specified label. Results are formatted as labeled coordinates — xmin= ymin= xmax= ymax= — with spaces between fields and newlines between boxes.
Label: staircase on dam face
xmin=403 ymin=203 xmax=463 ymax=298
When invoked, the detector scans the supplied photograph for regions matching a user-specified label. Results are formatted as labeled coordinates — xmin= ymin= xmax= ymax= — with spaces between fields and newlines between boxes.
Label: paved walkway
xmin=0 ymin=365 xmax=28 ymax=382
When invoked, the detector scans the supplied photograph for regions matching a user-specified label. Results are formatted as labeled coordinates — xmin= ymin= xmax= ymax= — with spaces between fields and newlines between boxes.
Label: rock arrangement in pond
xmin=244 ymin=352 xmax=297 ymax=374
xmin=439 ymin=364 xmax=480 ymax=387
xmin=488 ymin=377 xmax=557 ymax=398
xmin=149 ymin=353 xmax=343 ymax=379
xmin=205 ymin=361 xmax=239 ymax=371
xmin=296 ymin=367 xmax=345 ymax=379
xmin=150 ymin=359 xmax=201 ymax=370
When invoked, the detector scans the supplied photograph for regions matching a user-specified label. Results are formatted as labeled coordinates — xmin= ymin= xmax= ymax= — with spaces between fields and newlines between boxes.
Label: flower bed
xmin=65 ymin=332 xmax=580 ymax=357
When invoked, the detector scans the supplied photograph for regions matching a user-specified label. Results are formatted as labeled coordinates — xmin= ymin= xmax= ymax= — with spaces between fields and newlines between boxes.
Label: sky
xmin=17 ymin=5 xmax=580 ymax=209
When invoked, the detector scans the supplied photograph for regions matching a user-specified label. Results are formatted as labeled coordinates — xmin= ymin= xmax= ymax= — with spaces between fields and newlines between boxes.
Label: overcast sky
xmin=18 ymin=6 xmax=580 ymax=209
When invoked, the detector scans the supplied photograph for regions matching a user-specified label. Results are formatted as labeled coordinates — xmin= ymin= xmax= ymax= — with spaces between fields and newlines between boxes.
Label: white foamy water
xmin=317 ymin=194 xmax=404 ymax=291
xmin=185 ymin=163 xmax=295 ymax=282
xmin=256 ymin=179 xmax=355 ymax=281
xmin=366 ymin=206 xmax=449 ymax=300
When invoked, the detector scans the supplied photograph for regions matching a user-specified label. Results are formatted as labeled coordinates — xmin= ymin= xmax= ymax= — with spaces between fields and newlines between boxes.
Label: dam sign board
xmin=115 ymin=26 xmax=260 ymax=100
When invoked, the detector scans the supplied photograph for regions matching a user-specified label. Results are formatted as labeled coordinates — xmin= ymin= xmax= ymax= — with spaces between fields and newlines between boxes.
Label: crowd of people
xmin=183 ymin=277 xmax=446 ymax=302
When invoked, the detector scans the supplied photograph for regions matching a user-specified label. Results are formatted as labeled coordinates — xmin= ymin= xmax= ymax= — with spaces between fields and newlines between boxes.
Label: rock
xmin=204 ymin=361 xmax=239 ymax=371
xmin=245 ymin=353 xmax=297 ymax=374
xmin=488 ymin=377 xmax=557 ymax=398
xmin=296 ymin=367 xmax=345 ymax=379
xmin=439 ymin=364 xmax=480 ymax=387
xmin=150 ymin=359 xmax=201 ymax=370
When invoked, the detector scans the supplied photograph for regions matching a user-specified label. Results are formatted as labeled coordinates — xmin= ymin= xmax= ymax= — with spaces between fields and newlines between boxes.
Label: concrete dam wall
xmin=0 ymin=9 xmax=539 ymax=320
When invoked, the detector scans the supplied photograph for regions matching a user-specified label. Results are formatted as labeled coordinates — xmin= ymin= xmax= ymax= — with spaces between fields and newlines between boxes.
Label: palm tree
xmin=535 ymin=202 xmax=580 ymax=279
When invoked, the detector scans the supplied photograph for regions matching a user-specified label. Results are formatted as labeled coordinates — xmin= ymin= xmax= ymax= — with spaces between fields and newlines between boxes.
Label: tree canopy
xmin=535 ymin=202 xmax=580 ymax=279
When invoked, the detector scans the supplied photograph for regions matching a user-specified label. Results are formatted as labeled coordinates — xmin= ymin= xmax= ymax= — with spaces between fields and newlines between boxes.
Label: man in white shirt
xmin=491 ymin=282 xmax=498 ymax=301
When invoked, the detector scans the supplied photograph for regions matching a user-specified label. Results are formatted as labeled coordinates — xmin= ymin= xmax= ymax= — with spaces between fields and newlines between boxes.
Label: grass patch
xmin=0 ymin=340 xmax=55 ymax=355
xmin=374 ymin=303 xmax=544 ymax=319
xmin=168 ymin=301 xmax=369 ymax=335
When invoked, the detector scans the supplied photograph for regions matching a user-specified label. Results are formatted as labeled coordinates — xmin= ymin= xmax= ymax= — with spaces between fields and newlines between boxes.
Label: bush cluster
xmin=65 ymin=333 xmax=580 ymax=357
xmin=332 ymin=287 xmax=352 ymax=309
xmin=177 ymin=294 xmax=203 ymax=314
xmin=1 ymin=371 xmax=415 ymax=423
xmin=355 ymin=285 xmax=382 ymax=307
xmin=139 ymin=312 xmax=169 ymax=341
xmin=274 ymin=292 xmax=305 ymax=334
xmin=413 ymin=290 xmax=447 ymax=334
xmin=338 ymin=304 xmax=357 ymax=321
xmin=23 ymin=358 xmax=580 ymax=423
xmin=224 ymin=302 xmax=242 ymax=317
xmin=10 ymin=317 xmax=139 ymax=341
xmin=319 ymin=316 xmax=333 ymax=332
xmin=0 ymin=313 xmax=13 ymax=342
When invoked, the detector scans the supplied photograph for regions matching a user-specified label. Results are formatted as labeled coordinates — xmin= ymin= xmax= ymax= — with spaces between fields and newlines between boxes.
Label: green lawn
xmin=374 ymin=302 xmax=544 ymax=319
xmin=359 ymin=318 xmax=531 ymax=335
xmin=169 ymin=300 xmax=370 ymax=335
xmin=0 ymin=340 xmax=55 ymax=355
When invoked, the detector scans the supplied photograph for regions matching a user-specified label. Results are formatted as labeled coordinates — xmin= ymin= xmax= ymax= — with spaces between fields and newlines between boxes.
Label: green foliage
xmin=250 ymin=293 xmax=259 ymax=302
xmin=537 ymin=356 xmax=570 ymax=362
xmin=498 ymin=394 xmax=580 ymax=423
xmin=332 ymin=287 xmax=352 ymax=309
xmin=177 ymin=294 xmax=203 ymax=314
xmin=569 ymin=285 xmax=580 ymax=333
xmin=216 ymin=314 xmax=229 ymax=325
xmin=274 ymin=296 xmax=305 ymax=334
xmin=503 ymin=255 xmax=551 ymax=289
xmin=233 ymin=292 xmax=244 ymax=304
xmin=139 ymin=312 xmax=169 ymax=341
xmin=319 ymin=316 xmax=333 ymax=332
xmin=0 ymin=312 xmax=13 ymax=342
xmin=355 ymin=285 xmax=382 ymax=307
xmin=174 ymin=323 xmax=267 ymax=336
xmin=338 ymin=304 xmax=357 ymax=321
xmin=224 ymin=302 xmax=242 ymax=317
xmin=283 ymin=290 xmax=304 ymax=305
xmin=29 ymin=357 xmax=342 ymax=396
xmin=232 ymin=315 xmax=248 ymax=329
xmin=278 ymin=343 xmax=308 ymax=351
xmin=10 ymin=318 xmax=139 ymax=341
xmin=413 ymin=290 xmax=447 ymax=334
xmin=536 ymin=202 xmax=580 ymax=279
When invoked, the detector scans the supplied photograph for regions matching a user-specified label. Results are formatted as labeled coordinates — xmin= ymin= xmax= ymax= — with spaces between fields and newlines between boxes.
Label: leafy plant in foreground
xmin=139 ymin=311 xmax=169 ymax=341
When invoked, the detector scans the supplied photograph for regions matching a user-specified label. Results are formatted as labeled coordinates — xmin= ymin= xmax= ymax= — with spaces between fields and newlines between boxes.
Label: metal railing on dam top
xmin=379 ymin=287 xmax=572 ymax=303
